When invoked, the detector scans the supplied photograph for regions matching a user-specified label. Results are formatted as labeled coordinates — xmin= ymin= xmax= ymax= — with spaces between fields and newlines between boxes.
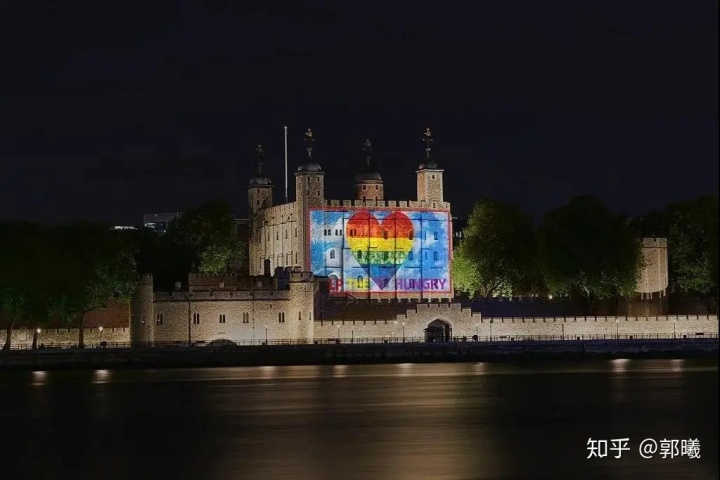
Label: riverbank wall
xmin=0 ymin=338 xmax=716 ymax=371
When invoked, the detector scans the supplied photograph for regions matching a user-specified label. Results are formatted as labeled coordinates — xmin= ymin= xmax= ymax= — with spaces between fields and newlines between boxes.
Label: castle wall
xmin=248 ymin=202 xmax=301 ymax=275
xmin=9 ymin=327 xmax=130 ymax=348
xmin=314 ymin=302 xmax=719 ymax=340
xmin=636 ymin=238 xmax=669 ymax=297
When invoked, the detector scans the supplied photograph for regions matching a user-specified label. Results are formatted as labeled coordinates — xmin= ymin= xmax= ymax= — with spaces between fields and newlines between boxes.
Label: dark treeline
xmin=0 ymin=199 xmax=244 ymax=350
xmin=453 ymin=194 xmax=718 ymax=314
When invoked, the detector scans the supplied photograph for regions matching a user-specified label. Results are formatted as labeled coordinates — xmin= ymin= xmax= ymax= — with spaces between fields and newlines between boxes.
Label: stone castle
xmin=8 ymin=129 xmax=717 ymax=348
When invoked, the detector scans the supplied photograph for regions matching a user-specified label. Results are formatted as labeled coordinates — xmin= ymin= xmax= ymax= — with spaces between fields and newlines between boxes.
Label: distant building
xmin=111 ymin=225 xmax=137 ymax=231
xmin=143 ymin=212 xmax=182 ymax=235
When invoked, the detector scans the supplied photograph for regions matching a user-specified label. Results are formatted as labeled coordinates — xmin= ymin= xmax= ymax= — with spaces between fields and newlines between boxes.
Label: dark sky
xmin=1 ymin=1 xmax=717 ymax=225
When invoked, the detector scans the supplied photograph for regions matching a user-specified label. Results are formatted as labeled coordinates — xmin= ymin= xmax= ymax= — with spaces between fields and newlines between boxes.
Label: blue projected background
xmin=308 ymin=208 xmax=451 ymax=295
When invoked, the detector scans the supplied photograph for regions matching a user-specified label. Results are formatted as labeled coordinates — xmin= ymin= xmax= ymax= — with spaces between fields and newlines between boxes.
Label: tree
xmin=665 ymin=195 xmax=718 ymax=300
xmin=167 ymin=199 xmax=246 ymax=275
xmin=537 ymin=195 xmax=643 ymax=313
xmin=0 ymin=221 xmax=54 ymax=349
xmin=49 ymin=222 xmax=138 ymax=348
xmin=452 ymin=199 xmax=537 ymax=298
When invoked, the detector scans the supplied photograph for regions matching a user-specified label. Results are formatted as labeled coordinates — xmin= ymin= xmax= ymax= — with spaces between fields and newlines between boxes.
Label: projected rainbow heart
xmin=346 ymin=211 xmax=414 ymax=288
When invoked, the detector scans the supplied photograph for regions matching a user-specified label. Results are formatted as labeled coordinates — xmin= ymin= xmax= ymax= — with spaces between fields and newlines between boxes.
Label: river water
xmin=0 ymin=359 xmax=717 ymax=480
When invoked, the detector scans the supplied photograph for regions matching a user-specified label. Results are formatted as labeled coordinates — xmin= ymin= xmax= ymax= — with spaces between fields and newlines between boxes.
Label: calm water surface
xmin=0 ymin=359 xmax=717 ymax=480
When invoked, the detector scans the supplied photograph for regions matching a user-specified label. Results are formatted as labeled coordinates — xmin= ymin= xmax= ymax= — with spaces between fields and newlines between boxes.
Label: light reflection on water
xmin=0 ymin=359 xmax=716 ymax=480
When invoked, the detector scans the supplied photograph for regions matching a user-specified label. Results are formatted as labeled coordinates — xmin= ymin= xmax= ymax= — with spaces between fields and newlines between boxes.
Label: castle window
xmin=298 ymin=311 xmax=302 ymax=320
xmin=156 ymin=313 xmax=164 ymax=325
xmin=242 ymin=313 xmax=250 ymax=324
xmin=295 ymin=252 xmax=298 ymax=264
xmin=330 ymin=249 xmax=336 ymax=260
xmin=431 ymin=174 xmax=435 ymax=179
xmin=408 ymin=231 xmax=414 ymax=240
xmin=382 ymin=252 xmax=388 ymax=261
xmin=433 ymin=251 xmax=439 ymax=261
xmin=219 ymin=314 xmax=226 ymax=324
xmin=356 ymin=275 xmax=363 ymax=285
xmin=362 ymin=185 xmax=367 ymax=190
xmin=285 ymin=230 xmax=288 ymax=239
xmin=295 ymin=228 xmax=298 ymax=237
xmin=256 ymin=200 xmax=260 ymax=206
xmin=434 ymin=231 xmax=438 ymax=241
xmin=408 ymin=251 xmax=414 ymax=261
xmin=356 ymin=250 xmax=362 ymax=259
xmin=317 ymin=190 xmax=320 ymax=195
xmin=383 ymin=230 xmax=388 ymax=240
xmin=375 ymin=185 xmax=378 ymax=190
xmin=192 ymin=313 xmax=200 ymax=324
xmin=276 ymin=231 xmax=279 ymax=240
xmin=278 ymin=312 xmax=285 ymax=323
xmin=362 ymin=196 xmax=366 ymax=201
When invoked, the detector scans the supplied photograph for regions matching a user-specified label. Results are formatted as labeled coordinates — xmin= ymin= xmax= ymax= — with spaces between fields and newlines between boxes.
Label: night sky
xmin=1 ymin=1 xmax=717 ymax=225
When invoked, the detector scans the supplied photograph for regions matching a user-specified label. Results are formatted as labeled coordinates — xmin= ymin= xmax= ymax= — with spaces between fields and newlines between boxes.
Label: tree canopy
xmin=0 ymin=221 xmax=54 ymax=349
xmin=537 ymin=195 xmax=642 ymax=312
xmin=452 ymin=199 xmax=537 ymax=298
xmin=665 ymin=195 xmax=718 ymax=297
xmin=48 ymin=222 xmax=138 ymax=348
xmin=166 ymin=199 xmax=246 ymax=276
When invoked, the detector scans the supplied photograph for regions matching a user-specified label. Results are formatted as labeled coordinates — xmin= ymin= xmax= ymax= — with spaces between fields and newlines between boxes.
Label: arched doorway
xmin=425 ymin=319 xmax=452 ymax=342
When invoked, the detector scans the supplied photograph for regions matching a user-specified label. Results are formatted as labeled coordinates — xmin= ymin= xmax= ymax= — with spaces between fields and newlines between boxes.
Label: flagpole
xmin=284 ymin=125 xmax=288 ymax=203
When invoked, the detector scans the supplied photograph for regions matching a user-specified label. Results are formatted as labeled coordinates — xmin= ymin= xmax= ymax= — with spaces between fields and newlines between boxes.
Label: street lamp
xmin=616 ymin=319 xmax=619 ymax=339
xmin=99 ymin=326 xmax=104 ymax=346
xmin=489 ymin=319 xmax=493 ymax=340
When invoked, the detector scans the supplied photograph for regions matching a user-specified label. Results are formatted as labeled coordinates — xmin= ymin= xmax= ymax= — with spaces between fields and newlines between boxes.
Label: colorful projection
xmin=309 ymin=208 xmax=451 ymax=295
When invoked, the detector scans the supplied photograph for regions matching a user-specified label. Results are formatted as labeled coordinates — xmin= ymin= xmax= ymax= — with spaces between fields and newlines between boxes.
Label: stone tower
xmin=130 ymin=274 xmax=155 ymax=345
xmin=295 ymin=128 xmax=325 ymax=270
xmin=248 ymin=144 xmax=273 ymax=215
xmin=416 ymin=127 xmax=444 ymax=203
xmin=355 ymin=138 xmax=384 ymax=201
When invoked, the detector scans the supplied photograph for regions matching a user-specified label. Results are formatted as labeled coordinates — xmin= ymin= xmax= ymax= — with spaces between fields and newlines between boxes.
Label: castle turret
xmin=295 ymin=128 xmax=325 ymax=270
xmin=355 ymin=138 xmax=384 ymax=201
xmin=416 ymin=127 xmax=444 ymax=203
xmin=131 ymin=274 xmax=155 ymax=345
xmin=248 ymin=144 xmax=273 ymax=215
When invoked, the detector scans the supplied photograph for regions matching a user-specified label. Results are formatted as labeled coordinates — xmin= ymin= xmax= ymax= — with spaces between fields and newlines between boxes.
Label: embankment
xmin=0 ymin=338 xmax=717 ymax=371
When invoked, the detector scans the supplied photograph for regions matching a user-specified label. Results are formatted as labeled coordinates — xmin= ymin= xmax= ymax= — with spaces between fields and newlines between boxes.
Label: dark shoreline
xmin=1 ymin=338 xmax=717 ymax=371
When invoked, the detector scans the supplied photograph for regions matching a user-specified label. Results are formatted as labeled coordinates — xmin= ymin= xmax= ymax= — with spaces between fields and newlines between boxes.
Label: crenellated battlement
xmin=642 ymin=237 xmax=668 ymax=248
xmin=324 ymin=199 xmax=450 ymax=210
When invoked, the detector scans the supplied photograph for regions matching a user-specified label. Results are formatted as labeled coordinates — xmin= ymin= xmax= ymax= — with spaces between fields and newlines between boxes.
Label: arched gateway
xmin=425 ymin=319 xmax=452 ymax=342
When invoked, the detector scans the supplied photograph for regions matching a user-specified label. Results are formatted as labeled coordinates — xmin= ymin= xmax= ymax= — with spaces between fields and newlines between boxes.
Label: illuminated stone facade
xmin=247 ymin=131 xmax=451 ymax=301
